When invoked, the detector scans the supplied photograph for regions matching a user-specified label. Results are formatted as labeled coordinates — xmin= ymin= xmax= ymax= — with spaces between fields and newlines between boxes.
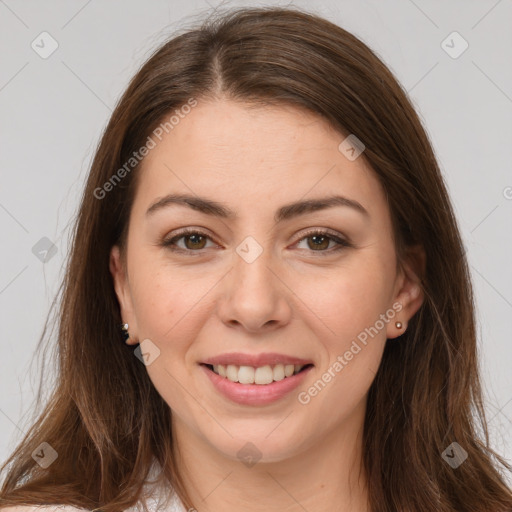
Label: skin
xmin=110 ymin=98 xmax=425 ymax=512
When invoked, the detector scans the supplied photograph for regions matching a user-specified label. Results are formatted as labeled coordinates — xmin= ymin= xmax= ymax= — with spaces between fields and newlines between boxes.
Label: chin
xmin=199 ymin=420 xmax=311 ymax=465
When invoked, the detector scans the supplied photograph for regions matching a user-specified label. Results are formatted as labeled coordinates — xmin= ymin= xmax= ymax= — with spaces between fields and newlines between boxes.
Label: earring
xmin=121 ymin=323 xmax=130 ymax=343
xmin=395 ymin=321 xmax=403 ymax=329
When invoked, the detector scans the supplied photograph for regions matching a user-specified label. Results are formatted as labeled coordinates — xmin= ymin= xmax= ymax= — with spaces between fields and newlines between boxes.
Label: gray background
xmin=1 ymin=0 xmax=511 ymax=481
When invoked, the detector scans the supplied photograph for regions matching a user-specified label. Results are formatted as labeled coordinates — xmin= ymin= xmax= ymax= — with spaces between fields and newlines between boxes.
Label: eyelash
xmin=161 ymin=228 xmax=352 ymax=256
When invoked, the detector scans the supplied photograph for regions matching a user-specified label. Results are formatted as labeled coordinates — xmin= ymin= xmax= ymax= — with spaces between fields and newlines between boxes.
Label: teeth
xmin=211 ymin=363 xmax=308 ymax=384
xmin=255 ymin=365 xmax=274 ymax=384
xmin=238 ymin=366 xmax=255 ymax=384
xmin=226 ymin=364 xmax=239 ymax=382
xmin=273 ymin=364 xmax=285 ymax=381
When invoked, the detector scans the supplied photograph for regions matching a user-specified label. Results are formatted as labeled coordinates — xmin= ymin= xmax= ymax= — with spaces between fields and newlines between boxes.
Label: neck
xmin=170 ymin=404 xmax=370 ymax=512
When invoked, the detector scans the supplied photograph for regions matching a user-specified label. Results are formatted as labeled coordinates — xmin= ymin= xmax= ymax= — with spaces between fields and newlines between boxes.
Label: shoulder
xmin=0 ymin=507 xmax=91 ymax=512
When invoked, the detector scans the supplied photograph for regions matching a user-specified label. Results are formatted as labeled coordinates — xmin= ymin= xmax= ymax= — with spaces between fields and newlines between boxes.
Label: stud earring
xmin=395 ymin=321 xmax=402 ymax=329
xmin=121 ymin=323 xmax=130 ymax=343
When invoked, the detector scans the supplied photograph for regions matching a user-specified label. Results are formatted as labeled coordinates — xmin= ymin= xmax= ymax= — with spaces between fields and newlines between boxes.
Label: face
xmin=110 ymin=98 xmax=424 ymax=464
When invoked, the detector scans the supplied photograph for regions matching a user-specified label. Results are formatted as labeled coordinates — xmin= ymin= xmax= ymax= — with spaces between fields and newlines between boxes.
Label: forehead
xmin=131 ymin=99 xmax=387 ymax=223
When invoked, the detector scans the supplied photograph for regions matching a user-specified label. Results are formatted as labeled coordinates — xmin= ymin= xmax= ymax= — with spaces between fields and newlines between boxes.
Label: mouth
xmin=200 ymin=362 xmax=314 ymax=385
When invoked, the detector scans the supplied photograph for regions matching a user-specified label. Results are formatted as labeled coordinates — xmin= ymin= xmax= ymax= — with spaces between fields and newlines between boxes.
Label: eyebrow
xmin=145 ymin=193 xmax=369 ymax=223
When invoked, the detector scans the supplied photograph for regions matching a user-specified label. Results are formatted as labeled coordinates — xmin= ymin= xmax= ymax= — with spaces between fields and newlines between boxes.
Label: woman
xmin=1 ymin=5 xmax=511 ymax=512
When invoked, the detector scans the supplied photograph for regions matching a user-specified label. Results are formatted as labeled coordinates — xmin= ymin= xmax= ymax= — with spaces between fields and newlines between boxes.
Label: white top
xmin=124 ymin=458 xmax=187 ymax=512
xmin=2 ymin=459 xmax=187 ymax=512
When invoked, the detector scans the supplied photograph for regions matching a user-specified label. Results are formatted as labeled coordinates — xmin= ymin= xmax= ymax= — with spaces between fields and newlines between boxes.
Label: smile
xmin=206 ymin=363 xmax=312 ymax=384
xmin=200 ymin=363 xmax=314 ymax=406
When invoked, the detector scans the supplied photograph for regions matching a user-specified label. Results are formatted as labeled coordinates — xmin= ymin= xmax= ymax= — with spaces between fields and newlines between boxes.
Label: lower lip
xmin=200 ymin=364 xmax=314 ymax=406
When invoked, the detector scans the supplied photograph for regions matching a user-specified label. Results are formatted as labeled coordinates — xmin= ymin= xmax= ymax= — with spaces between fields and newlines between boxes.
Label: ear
xmin=109 ymin=245 xmax=138 ymax=345
xmin=386 ymin=244 xmax=426 ymax=340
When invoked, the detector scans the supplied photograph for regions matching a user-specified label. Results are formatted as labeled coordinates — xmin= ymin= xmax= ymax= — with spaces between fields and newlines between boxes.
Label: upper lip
xmin=201 ymin=352 xmax=314 ymax=367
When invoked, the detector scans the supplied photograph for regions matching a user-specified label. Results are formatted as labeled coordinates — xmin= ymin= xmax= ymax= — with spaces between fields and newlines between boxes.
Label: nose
xmin=216 ymin=243 xmax=293 ymax=333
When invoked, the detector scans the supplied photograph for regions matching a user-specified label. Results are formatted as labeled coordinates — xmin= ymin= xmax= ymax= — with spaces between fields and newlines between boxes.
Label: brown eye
xmin=295 ymin=230 xmax=351 ymax=255
xmin=306 ymin=234 xmax=331 ymax=251
xmin=162 ymin=229 xmax=215 ymax=252
xmin=162 ymin=228 xmax=351 ymax=256
xmin=182 ymin=233 xmax=207 ymax=250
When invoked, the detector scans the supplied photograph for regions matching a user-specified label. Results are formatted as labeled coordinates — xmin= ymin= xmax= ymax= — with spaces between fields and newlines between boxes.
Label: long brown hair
xmin=1 ymin=6 xmax=511 ymax=512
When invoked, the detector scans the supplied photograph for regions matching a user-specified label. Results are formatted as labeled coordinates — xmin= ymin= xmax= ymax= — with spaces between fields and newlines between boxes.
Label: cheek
xmin=298 ymin=268 xmax=390 ymax=418
xmin=294 ymin=257 xmax=392 ymax=407
xmin=299 ymin=257 xmax=392 ymax=344
xmin=129 ymin=257 xmax=218 ymax=348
